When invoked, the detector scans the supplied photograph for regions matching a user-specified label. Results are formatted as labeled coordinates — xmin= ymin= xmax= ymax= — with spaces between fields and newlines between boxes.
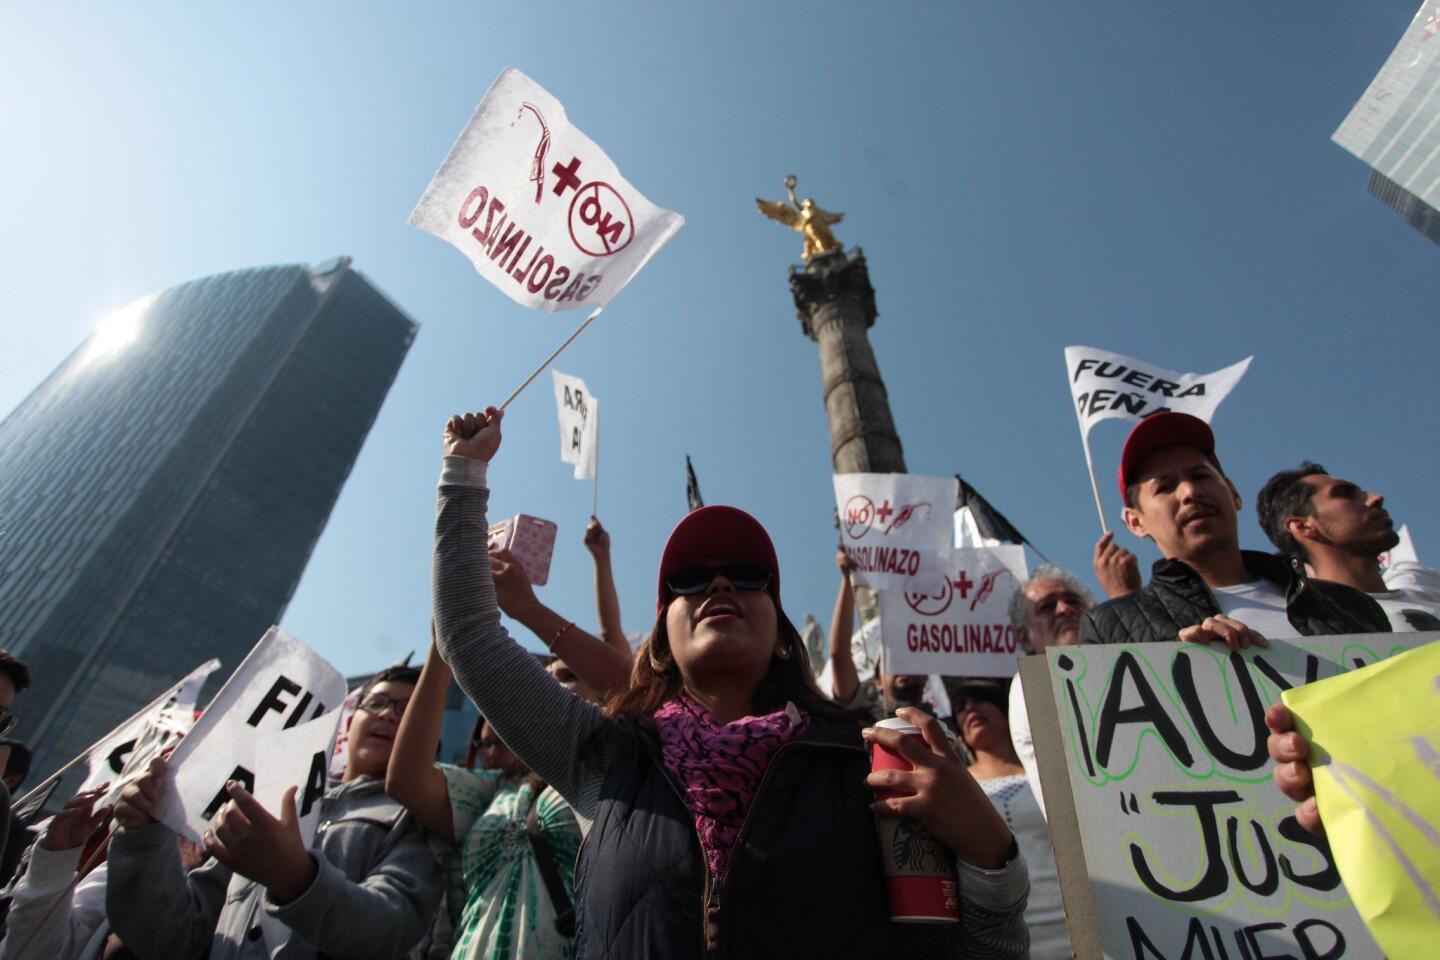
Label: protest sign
xmin=78 ymin=658 xmax=221 ymax=804
xmin=409 ymin=67 xmax=683 ymax=313
xmin=1023 ymin=634 xmax=1435 ymax=959
xmin=877 ymin=546 xmax=1027 ymax=677
xmin=833 ymin=473 xmax=956 ymax=592
xmin=1064 ymin=346 xmax=1252 ymax=438
xmin=551 ymin=370 xmax=598 ymax=479
xmin=156 ymin=627 xmax=346 ymax=847
xmin=1284 ymin=640 xmax=1440 ymax=959
xmin=1063 ymin=346 xmax=1251 ymax=533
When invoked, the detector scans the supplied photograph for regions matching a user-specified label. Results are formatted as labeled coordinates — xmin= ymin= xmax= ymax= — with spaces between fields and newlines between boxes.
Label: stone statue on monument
xmin=755 ymin=174 xmax=846 ymax=261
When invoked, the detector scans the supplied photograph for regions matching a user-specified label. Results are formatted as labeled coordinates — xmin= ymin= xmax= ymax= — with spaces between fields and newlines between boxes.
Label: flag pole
xmin=1081 ymin=434 xmax=1109 ymax=535
xmin=591 ymin=411 xmax=600 ymax=518
xmin=499 ymin=307 xmax=603 ymax=412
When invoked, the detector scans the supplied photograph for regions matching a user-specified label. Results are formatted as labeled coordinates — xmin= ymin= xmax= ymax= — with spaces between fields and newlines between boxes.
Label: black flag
xmin=954 ymin=475 xmax=1050 ymax=563
xmin=685 ymin=455 xmax=704 ymax=512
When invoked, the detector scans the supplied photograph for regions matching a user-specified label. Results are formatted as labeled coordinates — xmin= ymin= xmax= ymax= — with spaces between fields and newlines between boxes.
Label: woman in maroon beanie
xmin=430 ymin=407 xmax=1029 ymax=960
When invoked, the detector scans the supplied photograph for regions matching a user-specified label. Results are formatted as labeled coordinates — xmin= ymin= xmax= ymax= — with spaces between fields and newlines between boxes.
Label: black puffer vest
xmin=1079 ymin=550 xmax=1391 ymax=644
xmin=571 ymin=713 xmax=945 ymax=960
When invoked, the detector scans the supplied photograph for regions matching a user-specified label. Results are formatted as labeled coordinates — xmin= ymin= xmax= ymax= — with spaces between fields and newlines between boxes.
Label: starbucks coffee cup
xmin=870 ymin=718 xmax=961 ymax=923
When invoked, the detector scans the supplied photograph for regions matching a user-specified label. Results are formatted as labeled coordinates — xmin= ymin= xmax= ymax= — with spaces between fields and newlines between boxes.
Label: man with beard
xmin=1079 ymin=413 xmax=1388 ymax=647
xmin=1006 ymin=568 xmax=1093 ymax=817
xmin=1257 ymin=462 xmax=1440 ymax=631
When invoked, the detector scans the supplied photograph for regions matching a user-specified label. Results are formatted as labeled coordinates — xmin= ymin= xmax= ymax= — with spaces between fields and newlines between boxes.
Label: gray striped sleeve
xmin=432 ymin=456 xmax=606 ymax=817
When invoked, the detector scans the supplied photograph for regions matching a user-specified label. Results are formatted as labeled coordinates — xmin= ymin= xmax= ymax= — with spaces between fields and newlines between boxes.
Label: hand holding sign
xmin=114 ymin=756 xmax=166 ymax=830
xmin=43 ymin=785 xmax=112 ymax=852
xmin=1176 ymin=614 xmax=1269 ymax=652
xmin=444 ymin=408 xmax=504 ymax=462
xmin=1265 ymin=702 xmax=1322 ymax=835
xmin=205 ymin=783 xmax=315 ymax=904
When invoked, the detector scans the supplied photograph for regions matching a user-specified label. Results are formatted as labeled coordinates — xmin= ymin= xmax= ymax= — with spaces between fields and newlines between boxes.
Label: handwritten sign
xmin=1285 ymin=639 xmax=1440 ymax=959
xmin=1064 ymin=345 xmax=1251 ymax=439
xmin=156 ymin=627 xmax=345 ymax=847
xmin=878 ymin=545 xmax=1027 ymax=677
xmin=409 ymin=68 xmax=683 ymax=312
xmin=1023 ymin=634 xmax=1435 ymax=959
xmin=833 ymin=473 xmax=955 ymax=592
xmin=551 ymin=369 xmax=598 ymax=479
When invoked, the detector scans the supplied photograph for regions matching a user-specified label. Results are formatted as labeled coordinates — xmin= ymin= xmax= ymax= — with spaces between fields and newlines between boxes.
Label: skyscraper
xmin=0 ymin=258 xmax=416 ymax=780
xmin=1333 ymin=2 xmax=1440 ymax=245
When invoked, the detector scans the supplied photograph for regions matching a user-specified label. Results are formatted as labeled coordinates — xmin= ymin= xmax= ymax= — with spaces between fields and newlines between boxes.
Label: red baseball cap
xmin=1117 ymin=412 xmax=1219 ymax=502
xmin=656 ymin=506 xmax=780 ymax=615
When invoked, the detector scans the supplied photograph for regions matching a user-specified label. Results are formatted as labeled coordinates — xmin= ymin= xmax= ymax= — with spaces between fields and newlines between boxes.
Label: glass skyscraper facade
xmin=0 ymin=258 xmax=416 ymax=780
xmin=1333 ymin=2 xmax=1440 ymax=244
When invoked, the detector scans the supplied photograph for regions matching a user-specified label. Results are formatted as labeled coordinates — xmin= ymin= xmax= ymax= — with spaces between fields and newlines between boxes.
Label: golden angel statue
xmin=756 ymin=174 xmax=845 ymax=260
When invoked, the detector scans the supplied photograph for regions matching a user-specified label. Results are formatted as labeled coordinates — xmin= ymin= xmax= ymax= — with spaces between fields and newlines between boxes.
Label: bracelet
xmin=549 ymin=620 xmax=576 ymax=650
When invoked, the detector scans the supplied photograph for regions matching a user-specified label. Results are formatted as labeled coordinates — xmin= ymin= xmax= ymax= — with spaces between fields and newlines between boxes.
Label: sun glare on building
xmin=76 ymin=293 xmax=155 ymax=370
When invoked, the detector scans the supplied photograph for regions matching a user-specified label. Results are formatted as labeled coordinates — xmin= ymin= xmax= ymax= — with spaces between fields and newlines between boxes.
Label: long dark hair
xmin=604 ymin=603 xmax=859 ymax=727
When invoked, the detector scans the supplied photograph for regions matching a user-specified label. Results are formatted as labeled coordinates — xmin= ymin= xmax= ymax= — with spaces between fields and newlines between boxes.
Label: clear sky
xmin=3 ymin=2 xmax=1436 ymax=677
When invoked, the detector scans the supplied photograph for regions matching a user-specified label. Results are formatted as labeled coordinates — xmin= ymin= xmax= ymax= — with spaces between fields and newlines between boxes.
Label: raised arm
xmin=385 ymin=633 xmax=458 ymax=843
xmin=583 ymin=517 xmax=630 ymax=656
xmin=492 ymin=547 xmax=633 ymax=699
xmin=829 ymin=549 xmax=860 ymax=703
xmin=433 ymin=409 xmax=606 ymax=811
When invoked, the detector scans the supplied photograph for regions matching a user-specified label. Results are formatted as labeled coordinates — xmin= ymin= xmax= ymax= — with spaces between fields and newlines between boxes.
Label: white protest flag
xmin=155 ymin=627 xmax=346 ymax=847
xmin=878 ymin=545 xmax=1029 ymax=677
xmin=833 ymin=474 xmax=957 ymax=592
xmin=77 ymin=658 xmax=221 ymax=802
xmin=410 ymin=68 xmax=683 ymax=313
xmin=551 ymin=370 xmax=598 ymax=480
xmin=954 ymin=507 xmax=1001 ymax=549
xmin=1064 ymin=345 xmax=1252 ymax=439
xmin=1063 ymin=346 xmax=1251 ymax=532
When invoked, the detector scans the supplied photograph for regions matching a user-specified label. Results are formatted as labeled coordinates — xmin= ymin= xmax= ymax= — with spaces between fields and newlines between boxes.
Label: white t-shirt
xmin=1210 ymin=579 xmax=1301 ymax=641
xmin=1007 ymin=675 xmax=1046 ymax=818
xmin=1382 ymin=561 xmax=1440 ymax=600
xmin=1369 ymin=588 xmax=1440 ymax=633
xmin=978 ymin=774 xmax=1070 ymax=960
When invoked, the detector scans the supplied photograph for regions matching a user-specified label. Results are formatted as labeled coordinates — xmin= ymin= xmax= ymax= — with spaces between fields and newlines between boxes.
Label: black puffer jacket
xmin=1079 ymin=550 xmax=1391 ymax=644
xmin=571 ymin=714 xmax=1028 ymax=960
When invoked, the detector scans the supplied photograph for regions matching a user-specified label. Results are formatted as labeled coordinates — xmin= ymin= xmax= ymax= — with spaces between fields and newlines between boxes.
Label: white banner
xmin=78 ymin=659 xmax=222 ymax=804
xmin=551 ymin=370 xmax=598 ymax=480
xmin=156 ymin=628 xmax=346 ymax=846
xmin=409 ymin=67 xmax=683 ymax=312
xmin=878 ymin=545 xmax=1029 ymax=677
xmin=1064 ymin=346 xmax=1252 ymax=440
xmin=833 ymin=474 xmax=957 ymax=592
xmin=954 ymin=506 xmax=1000 ymax=548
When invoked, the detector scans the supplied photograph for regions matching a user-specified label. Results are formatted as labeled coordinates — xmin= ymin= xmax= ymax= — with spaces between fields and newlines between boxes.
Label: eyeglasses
xmin=357 ymin=694 xmax=409 ymax=719
xmin=665 ymin=562 xmax=772 ymax=597
xmin=0 ymin=709 xmax=16 ymax=738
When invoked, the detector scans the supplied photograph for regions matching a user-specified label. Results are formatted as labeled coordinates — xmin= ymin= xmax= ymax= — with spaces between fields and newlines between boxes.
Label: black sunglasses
xmin=666 ymin=562 xmax=772 ymax=597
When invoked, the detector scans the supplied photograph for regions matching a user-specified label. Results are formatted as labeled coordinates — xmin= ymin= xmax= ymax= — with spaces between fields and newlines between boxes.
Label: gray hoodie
xmin=106 ymin=776 xmax=441 ymax=960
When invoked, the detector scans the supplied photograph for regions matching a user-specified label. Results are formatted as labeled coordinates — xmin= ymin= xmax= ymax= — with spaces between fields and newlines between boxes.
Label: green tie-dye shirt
xmin=436 ymin=765 xmax=581 ymax=960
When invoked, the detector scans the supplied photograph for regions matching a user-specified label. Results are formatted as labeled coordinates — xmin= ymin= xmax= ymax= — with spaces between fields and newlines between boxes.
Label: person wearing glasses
xmin=431 ymin=408 xmax=1029 ymax=960
xmin=105 ymin=665 xmax=443 ymax=960
xmin=387 ymin=630 xmax=585 ymax=960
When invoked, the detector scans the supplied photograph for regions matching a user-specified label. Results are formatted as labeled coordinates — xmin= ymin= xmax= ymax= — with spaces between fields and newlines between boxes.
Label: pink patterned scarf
xmin=654 ymin=695 xmax=810 ymax=878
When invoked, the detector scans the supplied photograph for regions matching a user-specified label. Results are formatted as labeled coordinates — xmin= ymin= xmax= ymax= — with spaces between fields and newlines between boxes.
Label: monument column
xmin=789 ymin=249 xmax=906 ymax=474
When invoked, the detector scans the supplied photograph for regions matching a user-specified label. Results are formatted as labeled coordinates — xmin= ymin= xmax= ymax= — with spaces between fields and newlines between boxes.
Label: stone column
xmin=789 ymin=248 xmax=906 ymax=474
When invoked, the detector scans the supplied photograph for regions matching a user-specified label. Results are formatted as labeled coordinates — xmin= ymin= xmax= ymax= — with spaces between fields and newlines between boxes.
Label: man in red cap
xmin=1078 ymin=412 xmax=1389 ymax=646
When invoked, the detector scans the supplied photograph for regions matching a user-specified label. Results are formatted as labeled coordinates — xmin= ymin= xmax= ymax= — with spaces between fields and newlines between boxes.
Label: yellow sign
xmin=1284 ymin=639 xmax=1440 ymax=960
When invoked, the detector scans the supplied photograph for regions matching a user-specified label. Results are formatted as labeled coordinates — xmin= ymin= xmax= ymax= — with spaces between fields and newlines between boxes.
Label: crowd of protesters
xmin=0 ymin=406 xmax=1431 ymax=959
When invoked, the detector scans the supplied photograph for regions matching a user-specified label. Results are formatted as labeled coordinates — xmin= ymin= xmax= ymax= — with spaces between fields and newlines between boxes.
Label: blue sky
xmin=3 ymin=2 xmax=1436 ymax=675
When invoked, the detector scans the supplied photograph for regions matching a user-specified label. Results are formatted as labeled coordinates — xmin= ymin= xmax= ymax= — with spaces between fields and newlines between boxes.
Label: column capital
xmin=787 ymin=248 xmax=878 ymax=340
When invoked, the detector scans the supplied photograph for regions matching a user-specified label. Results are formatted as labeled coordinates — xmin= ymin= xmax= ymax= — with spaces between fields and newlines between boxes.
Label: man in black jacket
xmin=1079 ymin=412 xmax=1389 ymax=647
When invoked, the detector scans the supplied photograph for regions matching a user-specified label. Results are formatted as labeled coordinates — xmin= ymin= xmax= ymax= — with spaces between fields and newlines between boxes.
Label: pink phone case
xmin=488 ymin=514 xmax=558 ymax=586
